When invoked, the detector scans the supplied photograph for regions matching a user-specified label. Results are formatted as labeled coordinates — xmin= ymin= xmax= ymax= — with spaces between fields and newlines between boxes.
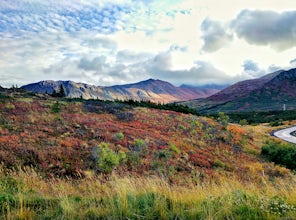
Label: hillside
xmin=0 ymin=88 xmax=293 ymax=180
xmin=21 ymin=79 xmax=219 ymax=103
xmin=0 ymin=88 xmax=260 ymax=179
xmin=0 ymin=89 xmax=296 ymax=219
xmin=184 ymin=68 xmax=296 ymax=113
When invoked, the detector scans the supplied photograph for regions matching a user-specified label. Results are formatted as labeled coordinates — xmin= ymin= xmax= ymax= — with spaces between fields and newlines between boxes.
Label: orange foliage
xmin=227 ymin=124 xmax=247 ymax=144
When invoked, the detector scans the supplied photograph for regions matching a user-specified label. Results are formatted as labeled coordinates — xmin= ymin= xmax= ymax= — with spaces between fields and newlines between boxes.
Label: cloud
xmin=201 ymin=10 xmax=296 ymax=52
xmin=201 ymin=18 xmax=233 ymax=52
xmin=267 ymin=64 xmax=282 ymax=73
xmin=232 ymin=10 xmax=296 ymax=51
xmin=0 ymin=0 xmax=129 ymax=34
xmin=242 ymin=60 xmax=266 ymax=77
xmin=78 ymin=56 xmax=108 ymax=71
xmin=151 ymin=51 xmax=173 ymax=71
xmin=290 ymin=58 xmax=296 ymax=66
xmin=116 ymin=50 xmax=153 ymax=64
xmin=145 ymin=54 xmax=234 ymax=85
xmin=82 ymin=36 xmax=118 ymax=51
xmin=240 ymin=60 xmax=285 ymax=79
xmin=243 ymin=60 xmax=260 ymax=72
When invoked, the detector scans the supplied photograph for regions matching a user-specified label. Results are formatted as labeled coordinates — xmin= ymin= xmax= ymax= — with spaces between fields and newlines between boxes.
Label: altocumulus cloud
xmin=201 ymin=10 xmax=296 ymax=52
xmin=1 ymin=0 xmax=204 ymax=87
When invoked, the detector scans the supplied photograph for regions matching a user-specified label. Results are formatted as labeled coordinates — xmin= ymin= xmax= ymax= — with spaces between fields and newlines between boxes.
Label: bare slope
xmin=21 ymin=79 xmax=219 ymax=103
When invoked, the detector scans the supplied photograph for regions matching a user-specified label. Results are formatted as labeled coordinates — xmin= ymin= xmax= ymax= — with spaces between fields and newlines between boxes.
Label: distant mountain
xmin=183 ymin=68 xmax=296 ymax=113
xmin=180 ymin=84 xmax=228 ymax=90
xmin=21 ymin=79 xmax=220 ymax=103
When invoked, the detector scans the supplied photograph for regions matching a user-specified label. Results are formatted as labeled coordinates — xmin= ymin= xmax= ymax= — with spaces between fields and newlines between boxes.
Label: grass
xmin=0 ymin=167 xmax=295 ymax=219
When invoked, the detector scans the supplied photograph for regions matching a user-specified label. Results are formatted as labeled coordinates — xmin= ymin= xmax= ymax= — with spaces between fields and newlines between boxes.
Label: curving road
xmin=273 ymin=126 xmax=296 ymax=144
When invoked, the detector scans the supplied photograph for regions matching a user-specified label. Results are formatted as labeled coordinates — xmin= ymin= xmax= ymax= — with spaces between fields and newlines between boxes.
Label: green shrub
xmin=239 ymin=119 xmax=248 ymax=126
xmin=126 ymin=152 xmax=141 ymax=168
xmin=115 ymin=132 xmax=124 ymax=140
xmin=51 ymin=101 xmax=61 ymax=113
xmin=153 ymin=149 xmax=173 ymax=161
xmin=130 ymin=139 xmax=146 ymax=152
xmin=5 ymin=102 xmax=15 ymax=110
xmin=93 ymin=143 xmax=126 ymax=173
xmin=217 ymin=112 xmax=229 ymax=128
xmin=261 ymin=141 xmax=296 ymax=170
xmin=213 ymin=159 xmax=226 ymax=169
xmin=169 ymin=143 xmax=180 ymax=154
xmin=0 ymin=93 xmax=10 ymax=103
xmin=269 ymin=120 xmax=283 ymax=127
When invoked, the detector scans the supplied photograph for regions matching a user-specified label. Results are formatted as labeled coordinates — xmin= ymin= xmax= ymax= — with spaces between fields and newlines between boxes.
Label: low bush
xmin=92 ymin=143 xmax=126 ymax=174
xmin=261 ymin=141 xmax=296 ymax=170
xmin=51 ymin=101 xmax=61 ymax=113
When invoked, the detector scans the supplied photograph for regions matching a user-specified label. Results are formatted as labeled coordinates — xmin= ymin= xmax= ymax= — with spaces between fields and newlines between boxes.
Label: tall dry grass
xmin=0 ymin=166 xmax=295 ymax=219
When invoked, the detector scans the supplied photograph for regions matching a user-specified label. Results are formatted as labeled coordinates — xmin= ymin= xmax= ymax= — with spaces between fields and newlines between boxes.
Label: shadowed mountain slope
xmin=183 ymin=68 xmax=296 ymax=113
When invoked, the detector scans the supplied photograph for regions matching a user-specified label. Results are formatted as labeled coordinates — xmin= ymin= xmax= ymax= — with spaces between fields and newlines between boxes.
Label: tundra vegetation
xmin=0 ymin=89 xmax=295 ymax=219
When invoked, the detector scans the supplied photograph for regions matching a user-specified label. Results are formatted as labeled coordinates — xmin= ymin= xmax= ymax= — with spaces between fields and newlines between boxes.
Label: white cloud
xmin=232 ymin=10 xmax=296 ymax=51
xmin=116 ymin=50 xmax=153 ymax=65
xmin=242 ymin=60 xmax=265 ymax=77
xmin=201 ymin=10 xmax=296 ymax=52
xmin=201 ymin=18 xmax=233 ymax=52
xmin=290 ymin=59 xmax=296 ymax=67
xmin=78 ymin=56 xmax=107 ymax=71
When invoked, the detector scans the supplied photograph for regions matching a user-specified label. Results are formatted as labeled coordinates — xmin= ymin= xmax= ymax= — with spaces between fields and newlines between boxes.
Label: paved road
xmin=273 ymin=126 xmax=296 ymax=144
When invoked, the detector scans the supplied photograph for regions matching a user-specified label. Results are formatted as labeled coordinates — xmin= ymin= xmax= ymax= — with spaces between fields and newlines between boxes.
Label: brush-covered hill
xmin=21 ymin=79 xmax=219 ymax=103
xmin=184 ymin=68 xmax=296 ymax=113
xmin=1 ymin=88 xmax=296 ymax=219
xmin=0 ymin=88 xmax=288 ymax=181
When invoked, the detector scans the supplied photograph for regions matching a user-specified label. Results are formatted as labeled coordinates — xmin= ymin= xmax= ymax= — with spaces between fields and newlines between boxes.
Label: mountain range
xmin=21 ymin=79 xmax=220 ymax=103
xmin=19 ymin=67 xmax=296 ymax=112
xmin=183 ymin=68 xmax=296 ymax=113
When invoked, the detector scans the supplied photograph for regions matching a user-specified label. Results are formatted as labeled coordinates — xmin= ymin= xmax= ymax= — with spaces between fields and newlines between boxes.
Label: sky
xmin=1 ymin=0 xmax=296 ymax=87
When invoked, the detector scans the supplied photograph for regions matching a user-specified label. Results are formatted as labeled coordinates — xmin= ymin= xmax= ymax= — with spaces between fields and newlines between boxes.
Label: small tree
xmin=217 ymin=112 xmax=229 ymax=128
xmin=93 ymin=143 xmax=126 ymax=174
xmin=59 ymin=84 xmax=66 ymax=97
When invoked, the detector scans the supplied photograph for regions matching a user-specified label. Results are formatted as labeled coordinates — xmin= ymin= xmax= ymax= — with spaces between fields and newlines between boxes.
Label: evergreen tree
xmin=59 ymin=84 xmax=66 ymax=97
xmin=52 ymin=90 xmax=57 ymax=97
xmin=51 ymin=84 xmax=66 ymax=98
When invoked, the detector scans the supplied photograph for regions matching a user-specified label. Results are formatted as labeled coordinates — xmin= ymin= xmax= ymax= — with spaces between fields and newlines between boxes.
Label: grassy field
xmin=0 ymin=167 xmax=296 ymax=219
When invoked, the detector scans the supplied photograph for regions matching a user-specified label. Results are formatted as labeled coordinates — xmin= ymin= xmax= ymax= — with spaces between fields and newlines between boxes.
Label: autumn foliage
xmin=0 ymin=90 xmax=291 ymax=183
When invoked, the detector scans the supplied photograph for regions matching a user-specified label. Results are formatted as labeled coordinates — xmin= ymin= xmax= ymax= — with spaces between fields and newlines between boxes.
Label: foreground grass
xmin=0 ymin=167 xmax=295 ymax=219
